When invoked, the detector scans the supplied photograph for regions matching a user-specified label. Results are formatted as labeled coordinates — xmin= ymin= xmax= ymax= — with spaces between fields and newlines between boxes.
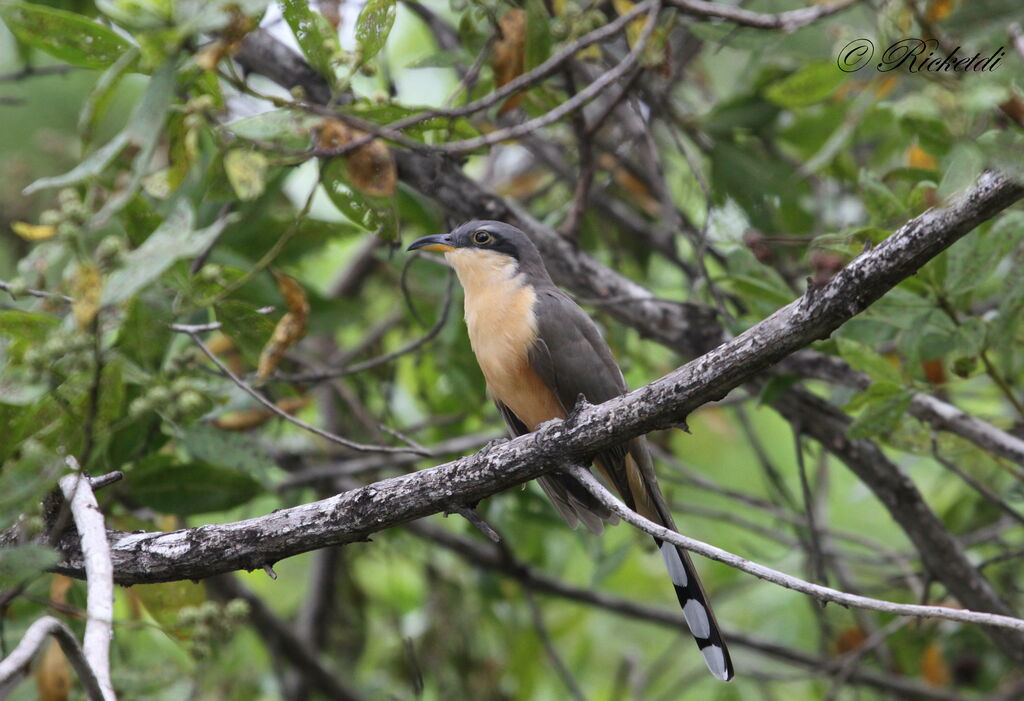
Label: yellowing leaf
xmin=50 ymin=574 xmax=73 ymax=606
xmin=921 ymin=642 xmax=950 ymax=687
xmin=493 ymin=9 xmax=526 ymax=114
xmin=925 ymin=0 xmax=956 ymax=21
xmin=257 ymin=271 xmax=309 ymax=381
xmin=612 ymin=0 xmax=644 ymax=49
xmin=72 ymin=263 xmax=103 ymax=328
xmin=908 ymin=144 xmax=937 ymax=170
xmin=224 ymin=149 xmax=268 ymax=201
xmin=12 ymin=221 xmax=57 ymax=240
xmin=35 ymin=638 xmax=70 ymax=701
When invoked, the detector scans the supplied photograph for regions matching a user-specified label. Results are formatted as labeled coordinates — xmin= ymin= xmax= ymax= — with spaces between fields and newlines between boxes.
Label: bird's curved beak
xmin=406 ymin=234 xmax=456 ymax=253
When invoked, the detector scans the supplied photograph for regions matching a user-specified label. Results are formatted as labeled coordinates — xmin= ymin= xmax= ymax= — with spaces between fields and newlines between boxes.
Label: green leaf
xmin=23 ymin=130 xmax=131 ymax=195
xmin=102 ymin=202 xmax=230 ymax=305
xmin=355 ymin=0 xmax=396 ymax=62
xmin=0 ymin=369 xmax=47 ymax=406
xmin=836 ymin=337 xmax=902 ymax=384
xmin=848 ymin=388 xmax=913 ymax=439
xmin=25 ymin=60 xmax=175 ymax=195
xmin=758 ymin=375 xmax=800 ymax=405
xmin=524 ymin=0 xmax=552 ymax=71
xmin=179 ymin=424 xmax=277 ymax=486
xmin=79 ymin=47 xmax=141 ymax=146
xmin=0 ymin=545 xmax=59 ymax=584
xmin=215 ymin=300 xmax=276 ymax=365
xmin=224 ymin=109 xmax=319 ymax=148
xmin=281 ymin=0 xmax=339 ymax=83
xmin=858 ymin=169 xmax=907 ymax=224
xmin=224 ymin=149 xmax=269 ymax=201
xmin=764 ymin=62 xmax=846 ymax=109
xmin=945 ymin=212 xmax=1021 ymax=299
xmin=127 ymin=455 xmax=263 ymax=516
xmin=320 ymin=158 xmax=397 ymax=239
xmin=118 ymin=293 xmax=173 ymax=371
xmin=938 ymin=142 xmax=984 ymax=201
xmin=0 ymin=310 xmax=58 ymax=346
xmin=0 ymin=2 xmax=133 ymax=69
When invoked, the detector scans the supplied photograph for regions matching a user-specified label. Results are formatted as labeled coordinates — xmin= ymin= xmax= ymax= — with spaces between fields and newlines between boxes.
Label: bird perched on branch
xmin=407 ymin=220 xmax=734 ymax=681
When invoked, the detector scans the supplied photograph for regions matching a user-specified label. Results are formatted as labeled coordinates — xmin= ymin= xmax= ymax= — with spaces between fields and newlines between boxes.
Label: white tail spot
xmin=683 ymin=599 xmax=710 ymax=639
xmin=659 ymin=542 xmax=688 ymax=587
xmin=701 ymin=645 xmax=731 ymax=681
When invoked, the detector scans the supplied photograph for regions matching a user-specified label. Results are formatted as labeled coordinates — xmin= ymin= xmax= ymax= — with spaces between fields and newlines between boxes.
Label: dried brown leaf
xmin=212 ymin=397 xmax=311 ymax=431
xmin=493 ymin=8 xmax=526 ymax=114
xmin=317 ymin=118 xmax=397 ymax=196
xmin=256 ymin=271 xmax=309 ymax=381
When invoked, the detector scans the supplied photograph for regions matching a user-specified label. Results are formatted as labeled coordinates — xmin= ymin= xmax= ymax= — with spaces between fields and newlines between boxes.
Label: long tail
xmin=619 ymin=444 xmax=735 ymax=682
xmin=657 ymin=537 xmax=734 ymax=681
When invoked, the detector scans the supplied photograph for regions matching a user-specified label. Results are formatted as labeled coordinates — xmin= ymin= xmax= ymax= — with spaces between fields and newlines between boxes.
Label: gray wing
xmin=493 ymin=398 xmax=615 ymax=534
xmin=527 ymin=287 xmax=641 ymax=505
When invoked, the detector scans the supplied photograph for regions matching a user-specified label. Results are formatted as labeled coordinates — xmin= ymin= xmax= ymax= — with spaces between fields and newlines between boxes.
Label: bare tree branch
xmin=780 ymin=350 xmax=1024 ymax=471
xmin=181 ymin=329 xmax=428 ymax=456
xmin=668 ymin=0 xmax=863 ymax=32
xmin=59 ymin=463 xmax=116 ymax=701
xmin=0 ymin=617 xmax=105 ymax=701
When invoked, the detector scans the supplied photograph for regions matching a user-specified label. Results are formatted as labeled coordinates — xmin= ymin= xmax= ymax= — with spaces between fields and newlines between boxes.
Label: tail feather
xmin=622 ymin=442 xmax=735 ymax=682
xmin=658 ymin=539 xmax=735 ymax=681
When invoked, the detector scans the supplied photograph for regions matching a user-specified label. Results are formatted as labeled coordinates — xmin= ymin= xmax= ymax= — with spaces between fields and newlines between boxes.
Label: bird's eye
xmin=472 ymin=231 xmax=493 ymax=245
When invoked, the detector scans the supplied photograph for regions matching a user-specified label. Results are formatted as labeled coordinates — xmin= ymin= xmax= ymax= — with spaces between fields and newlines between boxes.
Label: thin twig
xmin=523 ymin=588 xmax=588 ymax=701
xmin=185 ymin=330 xmax=427 ymax=455
xmin=668 ymin=0 xmax=862 ymax=32
xmin=447 ymin=504 xmax=502 ymax=544
xmin=0 ymin=616 xmax=105 ymax=700
xmin=434 ymin=2 xmax=663 ymax=154
xmin=565 ymin=464 xmax=1024 ymax=633
xmin=0 ymin=279 xmax=74 ymax=303
xmin=278 ymin=270 xmax=455 ymax=383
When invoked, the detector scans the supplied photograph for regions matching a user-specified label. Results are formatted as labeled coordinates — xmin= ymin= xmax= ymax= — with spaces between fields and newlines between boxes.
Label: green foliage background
xmin=1 ymin=0 xmax=1023 ymax=699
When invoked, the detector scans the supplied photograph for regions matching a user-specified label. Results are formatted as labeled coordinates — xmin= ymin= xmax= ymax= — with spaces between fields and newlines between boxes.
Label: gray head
xmin=406 ymin=220 xmax=552 ymax=284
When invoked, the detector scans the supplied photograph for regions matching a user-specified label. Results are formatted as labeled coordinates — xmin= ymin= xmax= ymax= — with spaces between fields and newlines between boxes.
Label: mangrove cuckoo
xmin=408 ymin=221 xmax=734 ymax=681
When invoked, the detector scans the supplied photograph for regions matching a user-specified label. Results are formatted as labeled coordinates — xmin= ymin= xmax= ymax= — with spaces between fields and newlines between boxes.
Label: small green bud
xmin=224 ymin=598 xmax=250 ymax=622
xmin=6 ymin=279 xmax=29 ymax=298
xmin=149 ymin=385 xmax=172 ymax=406
xmin=170 ymin=377 xmax=193 ymax=394
xmin=177 ymin=606 xmax=200 ymax=627
xmin=129 ymin=396 xmax=153 ymax=418
xmin=43 ymin=336 xmax=69 ymax=358
xmin=39 ymin=209 xmax=64 ymax=226
xmin=177 ymin=390 xmax=204 ymax=413
xmin=953 ymin=356 xmax=977 ymax=378
xmin=198 ymin=264 xmax=222 ymax=282
xmin=198 ymin=601 xmax=220 ymax=622
xmin=23 ymin=346 xmax=44 ymax=368
xmin=57 ymin=188 xmax=80 ymax=208
xmin=96 ymin=236 xmax=126 ymax=266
